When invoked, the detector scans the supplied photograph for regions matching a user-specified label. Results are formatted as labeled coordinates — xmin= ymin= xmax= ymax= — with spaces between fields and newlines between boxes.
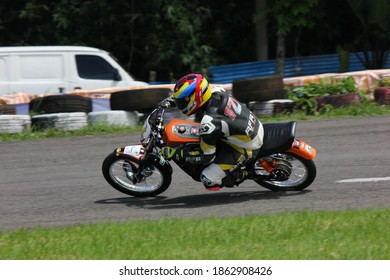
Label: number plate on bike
xmin=119 ymin=145 xmax=146 ymax=159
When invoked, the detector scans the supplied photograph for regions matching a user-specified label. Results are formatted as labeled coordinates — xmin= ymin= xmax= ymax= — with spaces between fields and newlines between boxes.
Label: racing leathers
xmin=198 ymin=91 xmax=264 ymax=189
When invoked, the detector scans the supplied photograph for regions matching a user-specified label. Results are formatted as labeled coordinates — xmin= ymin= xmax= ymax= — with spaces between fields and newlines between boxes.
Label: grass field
xmin=1 ymin=208 xmax=389 ymax=260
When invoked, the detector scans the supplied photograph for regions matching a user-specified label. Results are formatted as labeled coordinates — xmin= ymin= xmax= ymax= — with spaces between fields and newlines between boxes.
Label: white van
xmin=0 ymin=46 xmax=147 ymax=96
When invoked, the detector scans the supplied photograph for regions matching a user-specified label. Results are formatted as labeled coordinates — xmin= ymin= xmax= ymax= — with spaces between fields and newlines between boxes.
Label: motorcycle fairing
xmin=164 ymin=119 xmax=200 ymax=147
xmin=288 ymin=139 xmax=317 ymax=160
xmin=115 ymin=145 xmax=173 ymax=173
xmin=115 ymin=145 xmax=145 ymax=160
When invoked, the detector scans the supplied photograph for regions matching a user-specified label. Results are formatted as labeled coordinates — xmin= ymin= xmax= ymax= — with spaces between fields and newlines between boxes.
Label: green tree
xmin=347 ymin=0 xmax=390 ymax=69
xmin=6 ymin=0 xmax=382 ymax=82
xmin=1 ymin=0 xmax=257 ymax=81
xmin=140 ymin=0 xmax=218 ymax=81
xmin=267 ymin=0 xmax=321 ymax=76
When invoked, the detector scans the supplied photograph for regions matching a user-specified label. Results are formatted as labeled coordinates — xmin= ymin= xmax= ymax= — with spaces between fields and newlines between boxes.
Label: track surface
xmin=1 ymin=116 xmax=389 ymax=231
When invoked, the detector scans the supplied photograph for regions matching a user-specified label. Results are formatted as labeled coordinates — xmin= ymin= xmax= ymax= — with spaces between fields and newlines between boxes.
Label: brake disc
xmin=272 ymin=157 xmax=293 ymax=181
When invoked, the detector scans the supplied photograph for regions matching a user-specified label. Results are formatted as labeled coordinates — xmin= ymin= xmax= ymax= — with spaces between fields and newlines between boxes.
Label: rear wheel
xmin=102 ymin=152 xmax=172 ymax=197
xmin=254 ymin=153 xmax=316 ymax=191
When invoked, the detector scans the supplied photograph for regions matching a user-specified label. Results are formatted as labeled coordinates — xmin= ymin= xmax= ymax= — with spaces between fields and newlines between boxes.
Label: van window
xmin=20 ymin=55 xmax=63 ymax=79
xmin=76 ymin=55 xmax=119 ymax=80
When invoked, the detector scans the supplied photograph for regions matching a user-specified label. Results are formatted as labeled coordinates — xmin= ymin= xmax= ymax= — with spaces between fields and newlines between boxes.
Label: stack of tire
xmin=232 ymin=75 xmax=286 ymax=104
xmin=0 ymin=103 xmax=31 ymax=134
xmin=85 ymin=88 xmax=173 ymax=127
xmin=29 ymin=95 xmax=91 ymax=131
xmin=232 ymin=75 xmax=294 ymax=117
xmin=248 ymin=99 xmax=295 ymax=117
xmin=374 ymin=87 xmax=390 ymax=105
xmin=110 ymin=88 xmax=172 ymax=112
xmin=109 ymin=87 xmax=178 ymax=124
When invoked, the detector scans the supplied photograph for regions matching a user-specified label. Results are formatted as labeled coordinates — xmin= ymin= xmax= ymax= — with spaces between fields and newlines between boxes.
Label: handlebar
xmin=158 ymin=96 xmax=176 ymax=108
xmin=142 ymin=97 xmax=177 ymax=151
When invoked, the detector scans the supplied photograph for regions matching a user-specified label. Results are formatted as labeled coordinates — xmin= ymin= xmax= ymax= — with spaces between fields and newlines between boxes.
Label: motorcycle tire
xmin=254 ymin=152 xmax=316 ymax=191
xmin=102 ymin=152 xmax=172 ymax=197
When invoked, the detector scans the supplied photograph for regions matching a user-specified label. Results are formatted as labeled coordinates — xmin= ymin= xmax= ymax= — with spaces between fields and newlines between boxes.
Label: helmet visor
xmin=175 ymin=96 xmax=190 ymax=111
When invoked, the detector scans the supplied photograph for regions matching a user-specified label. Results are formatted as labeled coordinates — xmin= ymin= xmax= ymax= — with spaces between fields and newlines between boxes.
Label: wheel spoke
xmin=109 ymin=159 xmax=163 ymax=193
xmin=255 ymin=154 xmax=309 ymax=188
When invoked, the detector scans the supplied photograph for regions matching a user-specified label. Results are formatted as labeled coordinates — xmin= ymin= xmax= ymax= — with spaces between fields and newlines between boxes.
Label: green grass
xmin=1 ymin=208 xmax=389 ymax=260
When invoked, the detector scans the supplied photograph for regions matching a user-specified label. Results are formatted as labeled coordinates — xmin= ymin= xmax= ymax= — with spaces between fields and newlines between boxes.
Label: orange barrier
xmin=283 ymin=69 xmax=390 ymax=94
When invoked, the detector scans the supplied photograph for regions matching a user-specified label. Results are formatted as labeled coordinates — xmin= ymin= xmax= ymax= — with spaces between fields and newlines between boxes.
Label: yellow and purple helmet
xmin=172 ymin=73 xmax=212 ymax=116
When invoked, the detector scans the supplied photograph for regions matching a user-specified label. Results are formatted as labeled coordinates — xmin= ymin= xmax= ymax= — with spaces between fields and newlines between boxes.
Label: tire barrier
xmin=232 ymin=75 xmax=286 ymax=104
xmin=29 ymin=95 xmax=92 ymax=114
xmin=110 ymin=88 xmax=172 ymax=113
xmin=248 ymin=99 xmax=295 ymax=117
xmin=316 ymin=92 xmax=360 ymax=108
xmin=0 ymin=104 xmax=16 ymax=115
xmin=31 ymin=112 xmax=88 ymax=131
xmin=1 ymin=111 xmax=143 ymax=134
xmin=88 ymin=111 xmax=139 ymax=127
xmin=374 ymin=87 xmax=390 ymax=105
xmin=0 ymin=115 xmax=31 ymax=133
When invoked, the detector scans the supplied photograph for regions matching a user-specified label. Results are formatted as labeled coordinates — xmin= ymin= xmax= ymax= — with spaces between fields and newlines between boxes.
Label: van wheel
xmin=29 ymin=95 xmax=92 ymax=114
xmin=110 ymin=88 xmax=172 ymax=113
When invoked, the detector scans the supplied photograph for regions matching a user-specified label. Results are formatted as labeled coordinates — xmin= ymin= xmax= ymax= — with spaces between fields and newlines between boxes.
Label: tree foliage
xmin=346 ymin=0 xmax=390 ymax=68
xmin=268 ymin=0 xmax=320 ymax=36
xmin=1 ymin=0 xmax=389 ymax=82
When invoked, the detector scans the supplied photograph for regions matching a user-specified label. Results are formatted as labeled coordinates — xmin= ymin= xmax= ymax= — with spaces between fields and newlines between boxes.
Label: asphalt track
xmin=1 ymin=116 xmax=389 ymax=231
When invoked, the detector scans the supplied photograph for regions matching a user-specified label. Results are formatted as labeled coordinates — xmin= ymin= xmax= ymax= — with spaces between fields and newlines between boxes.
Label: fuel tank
xmin=163 ymin=119 xmax=200 ymax=147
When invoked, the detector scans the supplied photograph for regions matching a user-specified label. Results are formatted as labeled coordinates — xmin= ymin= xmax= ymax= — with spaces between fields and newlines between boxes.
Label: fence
xmin=207 ymin=52 xmax=390 ymax=84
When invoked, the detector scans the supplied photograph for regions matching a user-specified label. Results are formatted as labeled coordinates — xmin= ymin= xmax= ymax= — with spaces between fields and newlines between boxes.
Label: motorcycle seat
xmin=258 ymin=121 xmax=296 ymax=156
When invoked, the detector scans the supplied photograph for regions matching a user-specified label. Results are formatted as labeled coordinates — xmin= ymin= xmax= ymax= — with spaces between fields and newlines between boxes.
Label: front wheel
xmin=254 ymin=152 xmax=316 ymax=191
xmin=102 ymin=152 xmax=172 ymax=197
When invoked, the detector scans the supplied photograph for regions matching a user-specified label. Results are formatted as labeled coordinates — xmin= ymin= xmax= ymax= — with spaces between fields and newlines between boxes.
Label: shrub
xmin=286 ymin=76 xmax=362 ymax=114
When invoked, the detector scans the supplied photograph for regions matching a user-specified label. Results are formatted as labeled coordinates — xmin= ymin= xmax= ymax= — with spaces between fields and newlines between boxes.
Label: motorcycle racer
xmin=172 ymin=73 xmax=264 ymax=190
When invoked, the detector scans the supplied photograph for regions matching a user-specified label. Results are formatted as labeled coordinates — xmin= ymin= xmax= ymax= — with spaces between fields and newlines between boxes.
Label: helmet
xmin=172 ymin=73 xmax=212 ymax=116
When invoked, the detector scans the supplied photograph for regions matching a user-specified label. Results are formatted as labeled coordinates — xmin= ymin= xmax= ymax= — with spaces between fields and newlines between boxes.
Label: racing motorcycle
xmin=102 ymin=98 xmax=317 ymax=197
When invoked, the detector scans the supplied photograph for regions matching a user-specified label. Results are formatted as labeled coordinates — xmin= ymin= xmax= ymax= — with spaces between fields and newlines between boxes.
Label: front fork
xmin=116 ymin=145 xmax=173 ymax=184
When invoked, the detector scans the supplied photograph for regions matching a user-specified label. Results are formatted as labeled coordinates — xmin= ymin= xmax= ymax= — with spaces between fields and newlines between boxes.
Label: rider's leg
xmin=200 ymin=142 xmax=251 ymax=190
xmin=200 ymin=163 xmax=227 ymax=191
